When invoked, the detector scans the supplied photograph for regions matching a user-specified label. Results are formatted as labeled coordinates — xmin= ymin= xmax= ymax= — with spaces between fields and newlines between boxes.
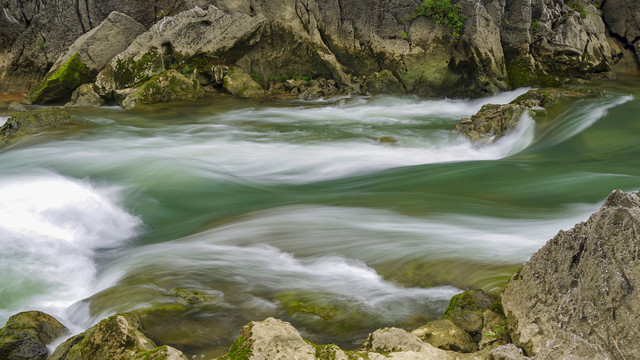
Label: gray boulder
xmin=363 ymin=70 xmax=405 ymax=95
xmin=223 ymin=69 xmax=264 ymax=99
xmin=66 ymin=84 xmax=105 ymax=107
xmin=25 ymin=11 xmax=145 ymax=104
xmin=502 ymin=190 xmax=640 ymax=359
xmin=120 ymin=69 xmax=205 ymax=109
xmin=0 ymin=311 xmax=69 ymax=360
xmin=487 ymin=344 xmax=530 ymax=360
xmin=411 ymin=319 xmax=478 ymax=353
xmin=603 ymin=0 xmax=640 ymax=63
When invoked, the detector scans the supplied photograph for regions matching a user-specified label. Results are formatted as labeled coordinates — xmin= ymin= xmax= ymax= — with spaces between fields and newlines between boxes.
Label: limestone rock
xmin=0 ymin=311 xmax=69 ymax=360
xmin=121 ymin=69 xmax=205 ymax=109
xmin=217 ymin=317 xmax=316 ymax=360
xmin=487 ymin=344 xmax=530 ymax=360
xmin=1 ymin=107 xmax=75 ymax=144
xmin=66 ymin=84 xmax=105 ymax=107
xmin=478 ymin=309 xmax=508 ymax=349
xmin=49 ymin=314 xmax=187 ymax=360
xmin=223 ymin=69 xmax=264 ymax=99
xmin=603 ymin=0 xmax=640 ymax=63
xmin=7 ymin=102 xmax=26 ymax=112
xmin=363 ymin=70 xmax=405 ymax=95
xmin=411 ymin=319 xmax=478 ymax=353
xmin=502 ymin=190 xmax=640 ymax=359
xmin=443 ymin=290 xmax=494 ymax=341
xmin=25 ymin=12 xmax=145 ymax=104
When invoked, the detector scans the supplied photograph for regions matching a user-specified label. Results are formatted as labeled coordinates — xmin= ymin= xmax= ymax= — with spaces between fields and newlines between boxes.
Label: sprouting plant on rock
xmin=413 ymin=0 xmax=465 ymax=37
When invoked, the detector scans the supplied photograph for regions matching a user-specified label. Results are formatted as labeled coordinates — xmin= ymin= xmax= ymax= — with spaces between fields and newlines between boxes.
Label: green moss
xmin=135 ymin=345 xmax=169 ymax=360
xmin=113 ymin=48 xmax=163 ymax=89
xmin=277 ymin=292 xmax=339 ymax=320
xmin=219 ymin=335 xmax=252 ymax=360
xmin=505 ymin=59 xmax=536 ymax=88
xmin=26 ymin=53 xmax=90 ymax=104
xmin=564 ymin=0 xmax=587 ymax=18
xmin=413 ymin=0 xmax=466 ymax=37
xmin=489 ymin=298 xmax=504 ymax=316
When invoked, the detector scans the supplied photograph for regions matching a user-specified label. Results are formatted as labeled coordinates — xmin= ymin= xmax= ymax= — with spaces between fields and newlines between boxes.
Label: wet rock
xmin=0 ymin=107 xmax=75 ymax=144
xmin=25 ymin=12 xmax=145 ymax=104
xmin=443 ymin=290 xmax=494 ymax=341
xmin=0 ymin=311 xmax=69 ymax=360
xmin=121 ymin=69 xmax=205 ymax=109
xmin=49 ymin=314 xmax=187 ymax=360
xmin=411 ymin=319 xmax=478 ymax=353
xmin=223 ymin=69 xmax=264 ymax=99
xmin=363 ymin=70 xmax=405 ymax=95
xmin=502 ymin=190 xmax=640 ymax=359
xmin=7 ymin=102 xmax=26 ymax=112
xmin=66 ymin=84 xmax=105 ymax=107
xmin=456 ymin=88 xmax=606 ymax=142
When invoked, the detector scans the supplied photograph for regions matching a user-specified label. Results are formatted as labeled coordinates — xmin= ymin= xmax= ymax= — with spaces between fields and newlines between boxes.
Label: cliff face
xmin=1 ymin=0 xmax=638 ymax=98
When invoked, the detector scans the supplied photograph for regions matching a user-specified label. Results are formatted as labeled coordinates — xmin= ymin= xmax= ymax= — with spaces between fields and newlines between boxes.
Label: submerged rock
xmin=25 ymin=12 xmax=145 ymax=104
xmin=0 ymin=107 xmax=75 ymax=144
xmin=0 ymin=311 xmax=69 ymax=360
xmin=120 ymin=69 xmax=205 ymax=109
xmin=502 ymin=190 xmax=640 ymax=359
xmin=456 ymin=88 xmax=606 ymax=142
xmin=49 ymin=313 xmax=187 ymax=360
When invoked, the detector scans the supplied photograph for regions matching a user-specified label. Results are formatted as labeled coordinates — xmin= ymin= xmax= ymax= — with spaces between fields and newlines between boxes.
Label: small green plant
xmin=530 ymin=19 xmax=540 ymax=32
xmin=564 ymin=0 xmax=587 ymax=18
xmin=414 ymin=0 xmax=465 ymax=37
xmin=35 ymin=38 xmax=45 ymax=51
xmin=292 ymin=75 xmax=312 ymax=82
xmin=401 ymin=31 xmax=411 ymax=39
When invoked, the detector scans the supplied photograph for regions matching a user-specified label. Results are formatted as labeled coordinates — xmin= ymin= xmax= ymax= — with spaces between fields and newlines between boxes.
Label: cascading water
xmin=1 ymin=81 xmax=639 ymax=357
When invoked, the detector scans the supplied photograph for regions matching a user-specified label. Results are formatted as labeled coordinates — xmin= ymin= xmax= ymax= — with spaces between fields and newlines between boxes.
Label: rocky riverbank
xmin=2 ymin=188 xmax=639 ymax=359
xmin=1 ymin=0 xmax=639 ymax=107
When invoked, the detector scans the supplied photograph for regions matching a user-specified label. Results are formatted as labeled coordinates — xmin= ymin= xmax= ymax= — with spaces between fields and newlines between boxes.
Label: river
xmin=1 ymin=76 xmax=639 ymax=357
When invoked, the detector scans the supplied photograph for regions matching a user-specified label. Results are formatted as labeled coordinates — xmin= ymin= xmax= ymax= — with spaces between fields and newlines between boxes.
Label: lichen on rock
xmin=0 ymin=311 xmax=69 ymax=360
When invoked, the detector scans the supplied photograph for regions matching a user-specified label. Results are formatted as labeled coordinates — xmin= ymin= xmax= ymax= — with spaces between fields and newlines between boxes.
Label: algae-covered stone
xmin=66 ymin=84 xmax=105 ymax=107
xmin=49 ymin=314 xmax=187 ymax=360
xmin=443 ymin=290 xmax=494 ymax=341
xmin=121 ymin=69 xmax=205 ymax=109
xmin=411 ymin=319 xmax=478 ymax=353
xmin=223 ymin=69 xmax=265 ymax=99
xmin=8 ymin=102 xmax=26 ymax=112
xmin=0 ymin=311 xmax=69 ymax=360
xmin=363 ymin=70 xmax=405 ymax=95
xmin=25 ymin=54 xmax=91 ymax=105
xmin=1 ymin=107 xmax=75 ymax=144
xmin=218 ymin=317 xmax=316 ymax=360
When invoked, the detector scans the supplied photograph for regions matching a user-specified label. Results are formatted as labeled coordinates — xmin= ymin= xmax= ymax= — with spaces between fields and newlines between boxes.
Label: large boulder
xmin=0 ymin=311 xmax=69 ymax=360
xmin=24 ymin=11 xmax=146 ymax=104
xmin=49 ymin=313 xmax=187 ymax=360
xmin=502 ymin=190 xmax=640 ymax=359
xmin=603 ymin=0 xmax=640 ymax=63
xmin=120 ymin=69 xmax=205 ymax=109
xmin=222 ymin=69 xmax=264 ymax=99
xmin=0 ymin=107 xmax=75 ymax=144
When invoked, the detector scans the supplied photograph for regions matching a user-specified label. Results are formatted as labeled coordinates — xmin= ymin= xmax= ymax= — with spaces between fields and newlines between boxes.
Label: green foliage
xmin=35 ymin=38 xmax=45 ymax=51
xmin=401 ymin=31 xmax=411 ymax=39
xmin=219 ymin=335 xmax=252 ymax=360
xmin=530 ymin=19 xmax=540 ymax=32
xmin=484 ymin=319 xmax=508 ymax=341
xmin=414 ymin=0 xmax=465 ymax=37
xmin=564 ymin=0 xmax=587 ymax=18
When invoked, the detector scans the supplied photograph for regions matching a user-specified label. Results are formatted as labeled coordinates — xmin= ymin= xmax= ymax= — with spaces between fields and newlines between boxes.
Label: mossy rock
xmin=411 ymin=319 xmax=478 ymax=353
xmin=25 ymin=54 xmax=91 ymax=105
xmin=0 ymin=107 xmax=75 ymax=145
xmin=443 ymin=289 xmax=495 ymax=340
xmin=363 ymin=70 xmax=405 ymax=95
xmin=223 ymin=69 xmax=265 ymax=99
xmin=121 ymin=69 xmax=205 ymax=109
xmin=0 ymin=311 xmax=69 ymax=360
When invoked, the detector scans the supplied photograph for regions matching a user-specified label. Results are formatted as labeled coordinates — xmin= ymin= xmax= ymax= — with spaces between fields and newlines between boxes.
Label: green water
xmin=0 ymin=77 xmax=639 ymax=356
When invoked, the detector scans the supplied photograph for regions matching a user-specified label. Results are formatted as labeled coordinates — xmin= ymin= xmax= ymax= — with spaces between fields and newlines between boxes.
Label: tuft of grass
xmin=413 ymin=0 xmax=465 ymax=37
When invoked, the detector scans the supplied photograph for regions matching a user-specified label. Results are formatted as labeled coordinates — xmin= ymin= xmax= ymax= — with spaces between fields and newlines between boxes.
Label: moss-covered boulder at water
xmin=411 ymin=319 xmax=478 ymax=353
xmin=223 ymin=69 xmax=265 ymax=99
xmin=24 ymin=54 xmax=90 ymax=105
xmin=443 ymin=289 xmax=495 ymax=341
xmin=120 ymin=69 xmax=205 ymax=109
xmin=0 ymin=311 xmax=69 ymax=360
xmin=49 ymin=314 xmax=187 ymax=360
xmin=0 ymin=107 xmax=75 ymax=145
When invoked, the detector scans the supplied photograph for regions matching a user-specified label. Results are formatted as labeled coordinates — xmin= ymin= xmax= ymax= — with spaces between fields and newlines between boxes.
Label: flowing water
xmin=1 ymin=76 xmax=639 ymax=356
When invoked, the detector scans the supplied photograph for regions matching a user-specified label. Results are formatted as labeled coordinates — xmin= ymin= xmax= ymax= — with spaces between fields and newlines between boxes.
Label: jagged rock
xmin=223 ymin=69 xmax=264 ymax=99
xmin=24 ymin=11 xmax=145 ymax=104
xmin=0 ymin=107 xmax=75 ymax=144
xmin=478 ymin=309 xmax=508 ymax=349
xmin=456 ymin=88 xmax=606 ymax=142
xmin=487 ymin=344 xmax=530 ymax=360
xmin=49 ymin=314 xmax=187 ymax=360
xmin=502 ymin=190 xmax=640 ymax=359
xmin=217 ymin=317 xmax=316 ymax=360
xmin=443 ymin=290 xmax=494 ymax=341
xmin=363 ymin=70 xmax=405 ymax=95
xmin=411 ymin=319 xmax=478 ymax=353
xmin=7 ymin=102 xmax=26 ymax=112
xmin=0 ymin=311 xmax=69 ymax=360
xmin=120 ymin=69 xmax=205 ymax=109
xmin=603 ymin=0 xmax=640 ymax=63
xmin=95 ymin=6 xmax=265 ymax=94
xmin=66 ymin=84 xmax=105 ymax=107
